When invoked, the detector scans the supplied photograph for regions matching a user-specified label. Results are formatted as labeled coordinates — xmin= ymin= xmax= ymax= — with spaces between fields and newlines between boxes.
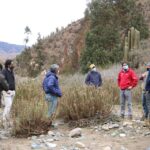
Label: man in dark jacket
xmin=145 ymin=68 xmax=150 ymax=126
xmin=2 ymin=59 xmax=15 ymax=127
xmin=43 ymin=64 xmax=62 ymax=118
xmin=0 ymin=63 xmax=9 ymax=107
xmin=85 ymin=64 xmax=102 ymax=87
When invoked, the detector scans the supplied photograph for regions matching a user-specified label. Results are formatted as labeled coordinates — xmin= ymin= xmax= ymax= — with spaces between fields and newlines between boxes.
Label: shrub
xmin=12 ymin=79 xmax=50 ymax=137
xmin=58 ymin=79 xmax=118 ymax=121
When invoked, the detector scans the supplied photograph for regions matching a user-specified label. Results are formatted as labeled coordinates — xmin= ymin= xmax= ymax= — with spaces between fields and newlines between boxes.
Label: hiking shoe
xmin=128 ymin=115 xmax=133 ymax=120
xmin=140 ymin=115 xmax=146 ymax=121
xmin=120 ymin=114 xmax=124 ymax=119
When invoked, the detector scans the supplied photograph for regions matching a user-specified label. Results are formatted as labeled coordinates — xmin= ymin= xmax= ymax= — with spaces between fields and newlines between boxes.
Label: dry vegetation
xmin=11 ymin=67 xmax=143 ymax=137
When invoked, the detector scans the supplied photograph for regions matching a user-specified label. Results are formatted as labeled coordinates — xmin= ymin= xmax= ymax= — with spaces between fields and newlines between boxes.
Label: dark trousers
xmin=142 ymin=93 xmax=149 ymax=118
xmin=145 ymin=92 xmax=150 ymax=119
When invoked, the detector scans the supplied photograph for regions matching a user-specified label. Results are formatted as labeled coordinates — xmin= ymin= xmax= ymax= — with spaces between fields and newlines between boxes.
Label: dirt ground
xmin=0 ymin=106 xmax=149 ymax=150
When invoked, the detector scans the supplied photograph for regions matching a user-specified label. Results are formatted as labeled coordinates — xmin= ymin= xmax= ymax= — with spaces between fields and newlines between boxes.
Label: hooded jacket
xmin=85 ymin=70 xmax=102 ymax=87
xmin=43 ymin=71 xmax=62 ymax=97
xmin=118 ymin=68 xmax=138 ymax=90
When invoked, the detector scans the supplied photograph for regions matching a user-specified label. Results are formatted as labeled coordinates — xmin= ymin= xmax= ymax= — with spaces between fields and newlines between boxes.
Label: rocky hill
xmin=0 ymin=41 xmax=24 ymax=62
xmin=16 ymin=0 xmax=150 ymax=77
xmin=16 ymin=18 xmax=90 ymax=76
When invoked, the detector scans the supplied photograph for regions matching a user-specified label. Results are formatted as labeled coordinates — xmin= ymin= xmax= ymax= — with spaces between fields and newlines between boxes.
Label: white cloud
xmin=0 ymin=0 xmax=87 ymax=45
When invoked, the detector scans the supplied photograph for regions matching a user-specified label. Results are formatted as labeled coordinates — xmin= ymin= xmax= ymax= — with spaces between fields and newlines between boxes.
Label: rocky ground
xmin=0 ymin=106 xmax=150 ymax=150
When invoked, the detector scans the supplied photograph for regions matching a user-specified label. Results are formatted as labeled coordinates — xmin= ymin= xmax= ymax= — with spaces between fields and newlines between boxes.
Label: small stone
xmin=102 ymin=124 xmax=109 ymax=131
xmin=39 ymin=134 xmax=45 ymax=138
xmin=103 ymin=146 xmax=112 ymax=150
xmin=31 ymin=143 xmax=41 ymax=149
xmin=121 ymin=146 xmax=128 ymax=150
xmin=109 ymin=124 xmax=119 ymax=129
xmin=75 ymin=141 xmax=86 ymax=148
xmin=69 ymin=128 xmax=82 ymax=138
xmin=144 ymin=132 xmax=150 ymax=136
xmin=48 ymin=131 xmax=55 ymax=136
xmin=46 ymin=143 xmax=57 ymax=148
xmin=31 ymin=136 xmax=37 ymax=140
xmin=46 ymin=138 xmax=54 ymax=142
xmin=123 ymin=121 xmax=133 ymax=127
xmin=119 ymin=133 xmax=126 ymax=137
xmin=111 ymin=131 xmax=118 ymax=137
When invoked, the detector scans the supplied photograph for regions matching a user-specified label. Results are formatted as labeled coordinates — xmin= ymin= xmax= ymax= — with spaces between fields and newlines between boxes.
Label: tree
xmin=80 ymin=0 xmax=149 ymax=72
xmin=24 ymin=26 xmax=31 ymax=47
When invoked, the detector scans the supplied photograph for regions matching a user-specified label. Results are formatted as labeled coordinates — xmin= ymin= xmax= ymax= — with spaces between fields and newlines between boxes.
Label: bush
xmin=12 ymin=79 xmax=50 ymax=137
xmin=58 ymin=79 xmax=118 ymax=121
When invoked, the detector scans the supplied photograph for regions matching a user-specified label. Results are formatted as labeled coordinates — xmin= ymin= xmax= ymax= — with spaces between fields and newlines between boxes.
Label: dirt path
xmin=0 ymin=106 xmax=149 ymax=150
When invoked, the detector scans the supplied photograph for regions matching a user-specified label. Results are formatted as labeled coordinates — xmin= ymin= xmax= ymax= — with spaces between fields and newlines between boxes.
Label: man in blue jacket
xmin=85 ymin=64 xmax=102 ymax=87
xmin=43 ymin=64 xmax=62 ymax=118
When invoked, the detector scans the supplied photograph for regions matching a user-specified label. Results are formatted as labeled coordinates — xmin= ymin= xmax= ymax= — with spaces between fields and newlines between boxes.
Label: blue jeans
xmin=142 ymin=93 xmax=149 ymax=118
xmin=45 ymin=94 xmax=58 ymax=117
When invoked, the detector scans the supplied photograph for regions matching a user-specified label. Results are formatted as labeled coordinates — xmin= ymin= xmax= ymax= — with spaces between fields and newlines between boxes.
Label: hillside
xmin=16 ymin=18 xmax=90 ymax=76
xmin=0 ymin=41 xmax=24 ymax=61
xmin=16 ymin=0 xmax=150 ymax=77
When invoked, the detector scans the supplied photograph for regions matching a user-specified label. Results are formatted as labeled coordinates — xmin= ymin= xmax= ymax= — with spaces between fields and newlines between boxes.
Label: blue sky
xmin=0 ymin=0 xmax=88 ymax=46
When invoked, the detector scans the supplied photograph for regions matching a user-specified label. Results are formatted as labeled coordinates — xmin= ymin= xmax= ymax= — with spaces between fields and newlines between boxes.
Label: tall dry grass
xmin=11 ymin=66 xmax=143 ymax=136
xmin=12 ymin=79 xmax=50 ymax=137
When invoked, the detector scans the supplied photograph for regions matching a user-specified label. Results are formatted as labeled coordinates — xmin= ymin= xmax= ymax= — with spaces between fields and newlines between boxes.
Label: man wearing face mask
xmin=85 ymin=64 xmax=102 ymax=87
xmin=118 ymin=62 xmax=138 ymax=120
xmin=2 ymin=59 xmax=16 ymax=128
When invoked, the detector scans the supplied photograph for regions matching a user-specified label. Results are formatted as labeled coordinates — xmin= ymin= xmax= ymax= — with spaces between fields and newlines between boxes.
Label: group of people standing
xmin=0 ymin=60 xmax=150 ymax=128
xmin=0 ymin=59 xmax=15 ymax=128
xmin=84 ymin=62 xmax=150 ymax=125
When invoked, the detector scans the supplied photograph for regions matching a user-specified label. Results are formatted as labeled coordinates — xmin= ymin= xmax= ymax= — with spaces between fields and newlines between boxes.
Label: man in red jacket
xmin=118 ymin=62 xmax=138 ymax=119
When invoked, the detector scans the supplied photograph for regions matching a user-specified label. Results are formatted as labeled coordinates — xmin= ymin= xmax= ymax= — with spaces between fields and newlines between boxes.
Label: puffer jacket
xmin=42 ymin=71 xmax=62 ymax=97
xmin=85 ymin=71 xmax=102 ymax=87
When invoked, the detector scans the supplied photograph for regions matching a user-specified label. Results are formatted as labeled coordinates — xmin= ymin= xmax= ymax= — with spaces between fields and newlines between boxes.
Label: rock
xmin=123 ymin=121 xmax=133 ymax=127
xmin=31 ymin=136 xmax=37 ymax=140
xmin=102 ymin=124 xmax=109 ymax=131
xmin=39 ymin=134 xmax=45 ymax=138
xmin=109 ymin=124 xmax=119 ymax=129
xmin=48 ymin=131 xmax=55 ymax=136
xmin=75 ymin=142 xmax=86 ymax=148
xmin=46 ymin=143 xmax=57 ymax=148
xmin=144 ymin=132 xmax=150 ymax=136
xmin=121 ymin=146 xmax=128 ymax=150
xmin=31 ymin=143 xmax=41 ymax=149
xmin=46 ymin=138 xmax=54 ymax=142
xmin=111 ymin=131 xmax=118 ymax=137
xmin=119 ymin=133 xmax=126 ymax=137
xmin=103 ymin=146 xmax=112 ymax=150
xmin=69 ymin=128 xmax=82 ymax=138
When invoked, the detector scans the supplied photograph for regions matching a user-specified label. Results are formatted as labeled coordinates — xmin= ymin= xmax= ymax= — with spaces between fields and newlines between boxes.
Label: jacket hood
xmin=46 ymin=71 xmax=58 ymax=79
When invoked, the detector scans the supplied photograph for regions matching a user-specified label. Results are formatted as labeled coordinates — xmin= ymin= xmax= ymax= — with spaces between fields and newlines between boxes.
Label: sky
xmin=0 ymin=0 xmax=89 ymax=46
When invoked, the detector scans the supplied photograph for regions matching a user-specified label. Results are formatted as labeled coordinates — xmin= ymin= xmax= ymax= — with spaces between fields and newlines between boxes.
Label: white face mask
xmin=122 ymin=65 xmax=129 ymax=70
xmin=92 ymin=68 xmax=96 ymax=71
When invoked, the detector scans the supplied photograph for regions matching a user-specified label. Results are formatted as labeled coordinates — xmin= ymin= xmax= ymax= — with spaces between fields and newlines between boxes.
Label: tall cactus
xmin=123 ymin=27 xmax=140 ymax=60
xmin=124 ymin=37 xmax=129 ymax=61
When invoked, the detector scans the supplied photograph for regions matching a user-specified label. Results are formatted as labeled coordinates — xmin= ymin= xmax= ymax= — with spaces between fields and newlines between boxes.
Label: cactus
xmin=123 ymin=27 xmax=140 ymax=61
xmin=130 ymin=27 xmax=135 ymax=50
xmin=124 ymin=37 xmax=129 ymax=61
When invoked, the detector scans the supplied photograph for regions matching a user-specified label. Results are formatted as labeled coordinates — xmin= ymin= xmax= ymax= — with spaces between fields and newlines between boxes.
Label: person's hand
xmin=128 ymin=86 xmax=132 ymax=90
